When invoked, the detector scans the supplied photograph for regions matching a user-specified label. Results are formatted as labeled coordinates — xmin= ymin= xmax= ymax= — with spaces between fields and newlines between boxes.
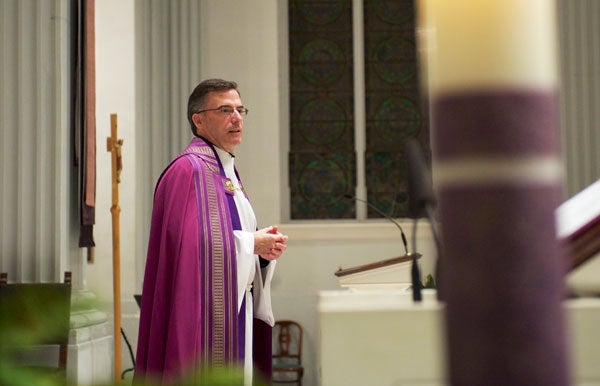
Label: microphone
xmin=344 ymin=194 xmax=409 ymax=255
xmin=404 ymin=139 xmax=440 ymax=302
xmin=405 ymin=139 xmax=436 ymax=218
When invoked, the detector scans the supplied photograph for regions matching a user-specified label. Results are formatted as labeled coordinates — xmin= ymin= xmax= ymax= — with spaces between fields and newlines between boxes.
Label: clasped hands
xmin=254 ymin=225 xmax=288 ymax=261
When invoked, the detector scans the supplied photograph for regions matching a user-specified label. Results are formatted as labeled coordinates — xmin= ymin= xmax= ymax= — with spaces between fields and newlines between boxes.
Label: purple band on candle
xmin=438 ymin=183 xmax=569 ymax=385
xmin=433 ymin=91 xmax=559 ymax=159
xmin=432 ymin=85 xmax=571 ymax=385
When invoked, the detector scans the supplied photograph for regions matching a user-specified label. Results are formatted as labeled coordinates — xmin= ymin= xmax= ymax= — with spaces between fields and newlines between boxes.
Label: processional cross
xmin=106 ymin=113 xmax=123 ymax=384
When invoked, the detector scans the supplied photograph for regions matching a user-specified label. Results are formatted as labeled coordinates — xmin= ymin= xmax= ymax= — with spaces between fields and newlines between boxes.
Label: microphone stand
xmin=425 ymin=204 xmax=443 ymax=299
xmin=345 ymin=194 xmax=423 ymax=302
xmin=410 ymin=204 xmax=440 ymax=303
xmin=344 ymin=194 xmax=410 ymax=256
xmin=405 ymin=139 xmax=439 ymax=303
xmin=411 ymin=219 xmax=422 ymax=302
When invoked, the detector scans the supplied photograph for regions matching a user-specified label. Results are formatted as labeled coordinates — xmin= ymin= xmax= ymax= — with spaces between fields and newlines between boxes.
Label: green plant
xmin=422 ymin=274 xmax=436 ymax=289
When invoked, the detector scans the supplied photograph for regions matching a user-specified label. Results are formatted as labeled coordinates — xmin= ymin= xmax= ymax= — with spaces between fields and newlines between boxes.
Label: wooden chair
xmin=272 ymin=320 xmax=304 ymax=385
xmin=0 ymin=272 xmax=72 ymax=383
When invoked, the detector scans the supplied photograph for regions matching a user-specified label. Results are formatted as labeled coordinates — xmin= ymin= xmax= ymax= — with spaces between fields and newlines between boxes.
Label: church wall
xmin=1 ymin=0 xmax=598 ymax=384
xmin=90 ymin=2 xmax=437 ymax=384
xmin=89 ymin=0 xmax=138 ymax=378
xmin=89 ymin=0 xmax=137 ymax=302
xmin=88 ymin=1 xmax=600 ymax=385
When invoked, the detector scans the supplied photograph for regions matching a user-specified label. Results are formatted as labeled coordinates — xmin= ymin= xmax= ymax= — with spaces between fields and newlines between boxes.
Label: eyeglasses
xmin=195 ymin=105 xmax=249 ymax=116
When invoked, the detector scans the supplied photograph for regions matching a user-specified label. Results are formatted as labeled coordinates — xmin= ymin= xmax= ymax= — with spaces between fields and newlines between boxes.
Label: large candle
xmin=421 ymin=1 xmax=570 ymax=385
xmin=427 ymin=0 xmax=558 ymax=95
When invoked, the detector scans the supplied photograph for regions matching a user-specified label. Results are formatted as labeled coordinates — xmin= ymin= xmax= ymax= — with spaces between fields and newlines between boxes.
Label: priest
xmin=135 ymin=79 xmax=288 ymax=385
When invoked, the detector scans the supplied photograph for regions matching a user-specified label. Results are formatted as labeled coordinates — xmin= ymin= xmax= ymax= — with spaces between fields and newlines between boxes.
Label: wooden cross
xmin=106 ymin=113 xmax=123 ymax=384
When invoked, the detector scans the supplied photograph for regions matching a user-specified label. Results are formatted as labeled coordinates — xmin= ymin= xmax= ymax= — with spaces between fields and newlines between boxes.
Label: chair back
xmin=0 ymin=272 xmax=72 ymax=380
xmin=273 ymin=320 xmax=303 ymax=361
xmin=272 ymin=320 xmax=304 ymax=384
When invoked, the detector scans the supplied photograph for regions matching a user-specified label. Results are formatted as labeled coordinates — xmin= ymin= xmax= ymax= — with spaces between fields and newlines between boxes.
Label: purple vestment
xmin=135 ymin=137 xmax=272 ymax=384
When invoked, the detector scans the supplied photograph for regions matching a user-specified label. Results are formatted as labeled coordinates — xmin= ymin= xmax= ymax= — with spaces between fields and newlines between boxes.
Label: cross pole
xmin=106 ymin=113 xmax=123 ymax=384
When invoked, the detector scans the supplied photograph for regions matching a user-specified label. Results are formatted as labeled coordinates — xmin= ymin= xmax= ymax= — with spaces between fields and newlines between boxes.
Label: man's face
xmin=192 ymin=89 xmax=245 ymax=153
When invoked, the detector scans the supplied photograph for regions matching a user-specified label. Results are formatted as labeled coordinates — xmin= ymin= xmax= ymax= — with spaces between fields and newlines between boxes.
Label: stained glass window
xmin=364 ymin=0 xmax=429 ymax=218
xmin=289 ymin=0 xmax=356 ymax=219
xmin=288 ymin=0 xmax=429 ymax=219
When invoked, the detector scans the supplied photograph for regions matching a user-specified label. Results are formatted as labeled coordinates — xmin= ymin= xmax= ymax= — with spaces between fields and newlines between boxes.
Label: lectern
xmin=556 ymin=179 xmax=600 ymax=270
xmin=334 ymin=254 xmax=420 ymax=291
